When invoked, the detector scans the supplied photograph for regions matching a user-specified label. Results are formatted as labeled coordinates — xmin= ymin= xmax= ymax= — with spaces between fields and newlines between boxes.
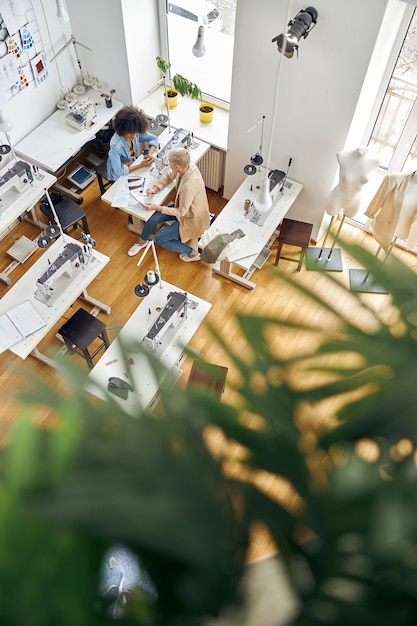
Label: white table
xmin=15 ymin=92 xmax=124 ymax=174
xmin=0 ymin=235 xmax=110 ymax=366
xmin=88 ymin=280 xmax=211 ymax=415
xmin=101 ymin=127 xmax=211 ymax=234
xmin=205 ymin=169 xmax=303 ymax=289
xmin=0 ymin=159 xmax=57 ymax=285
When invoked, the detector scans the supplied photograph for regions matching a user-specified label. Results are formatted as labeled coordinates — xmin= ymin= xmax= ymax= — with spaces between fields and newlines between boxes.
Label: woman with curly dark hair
xmin=106 ymin=105 xmax=158 ymax=180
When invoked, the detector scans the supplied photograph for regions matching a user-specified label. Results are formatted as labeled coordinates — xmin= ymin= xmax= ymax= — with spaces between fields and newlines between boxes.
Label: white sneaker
xmin=127 ymin=241 xmax=147 ymax=256
xmin=179 ymin=253 xmax=201 ymax=262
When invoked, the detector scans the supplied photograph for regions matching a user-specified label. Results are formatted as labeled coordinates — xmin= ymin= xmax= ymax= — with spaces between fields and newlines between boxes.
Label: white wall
xmin=66 ymin=0 xmax=160 ymax=106
xmin=225 ymin=0 xmax=390 ymax=239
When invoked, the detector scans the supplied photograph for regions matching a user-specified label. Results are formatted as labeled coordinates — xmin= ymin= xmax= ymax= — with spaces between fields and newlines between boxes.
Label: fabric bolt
xmin=201 ymin=229 xmax=246 ymax=263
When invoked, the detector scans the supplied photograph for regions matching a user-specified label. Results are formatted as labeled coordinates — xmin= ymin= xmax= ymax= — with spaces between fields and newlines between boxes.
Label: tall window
xmin=161 ymin=0 xmax=236 ymax=105
xmin=369 ymin=8 xmax=417 ymax=173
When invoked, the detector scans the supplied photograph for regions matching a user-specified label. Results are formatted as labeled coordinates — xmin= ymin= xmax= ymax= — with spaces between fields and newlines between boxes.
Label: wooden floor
xmin=1 ymin=156 xmax=416 ymax=560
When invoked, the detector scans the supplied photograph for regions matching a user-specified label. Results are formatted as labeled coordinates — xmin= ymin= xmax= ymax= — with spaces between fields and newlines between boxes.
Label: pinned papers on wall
xmin=31 ymin=52 xmax=49 ymax=86
xmin=6 ymin=36 xmax=21 ymax=57
xmin=0 ymin=53 xmax=18 ymax=92
xmin=21 ymin=26 xmax=35 ymax=51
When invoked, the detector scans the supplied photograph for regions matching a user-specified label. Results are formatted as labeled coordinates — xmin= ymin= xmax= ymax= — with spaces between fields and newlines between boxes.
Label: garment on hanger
xmin=365 ymin=171 xmax=417 ymax=251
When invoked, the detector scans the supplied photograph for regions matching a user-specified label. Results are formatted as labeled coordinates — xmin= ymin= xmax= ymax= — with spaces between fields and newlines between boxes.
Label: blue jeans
xmin=141 ymin=212 xmax=194 ymax=255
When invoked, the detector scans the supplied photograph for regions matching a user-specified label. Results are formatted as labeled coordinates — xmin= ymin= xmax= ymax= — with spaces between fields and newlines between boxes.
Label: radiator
xmin=198 ymin=146 xmax=225 ymax=192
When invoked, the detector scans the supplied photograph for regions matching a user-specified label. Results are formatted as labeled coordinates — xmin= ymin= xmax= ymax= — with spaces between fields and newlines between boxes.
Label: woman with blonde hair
xmin=127 ymin=148 xmax=210 ymax=261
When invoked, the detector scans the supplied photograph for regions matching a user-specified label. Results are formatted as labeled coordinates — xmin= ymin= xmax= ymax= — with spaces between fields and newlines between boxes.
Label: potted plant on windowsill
xmin=173 ymin=74 xmax=214 ymax=123
xmin=156 ymin=56 xmax=213 ymax=121
xmin=199 ymin=101 xmax=214 ymax=123
xmin=156 ymin=56 xmax=179 ymax=108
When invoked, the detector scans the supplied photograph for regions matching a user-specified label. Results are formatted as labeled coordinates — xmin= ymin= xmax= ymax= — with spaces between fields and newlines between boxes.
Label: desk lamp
xmin=244 ymin=115 xmax=265 ymax=175
xmin=56 ymin=0 xmax=70 ymax=24
xmin=37 ymin=190 xmax=65 ymax=249
xmin=134 ymin=240 xmax=163 ymax=298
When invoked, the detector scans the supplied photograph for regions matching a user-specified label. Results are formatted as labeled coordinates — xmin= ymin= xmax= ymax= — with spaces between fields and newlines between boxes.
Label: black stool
xmin=59 ymin=308 xmax=110 ymax=369
xmin=94 ymin=160 xmax=113 ymax=195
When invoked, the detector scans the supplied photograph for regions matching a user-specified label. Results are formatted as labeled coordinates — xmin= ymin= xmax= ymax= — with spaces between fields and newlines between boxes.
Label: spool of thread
xmin=244 ymin=199 xmax=251 ymax=212
xmin=147 ymin=270 xmax=156 ymax=283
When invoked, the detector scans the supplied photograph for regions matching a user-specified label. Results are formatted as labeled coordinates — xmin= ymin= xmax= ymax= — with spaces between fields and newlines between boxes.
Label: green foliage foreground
xmin=4 ymin=239 xmax=417 ymax=626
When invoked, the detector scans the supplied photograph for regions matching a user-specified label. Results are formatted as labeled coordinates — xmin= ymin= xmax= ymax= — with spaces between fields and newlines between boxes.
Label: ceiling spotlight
xmin=272 ymin=6 xmax=318 ymax=58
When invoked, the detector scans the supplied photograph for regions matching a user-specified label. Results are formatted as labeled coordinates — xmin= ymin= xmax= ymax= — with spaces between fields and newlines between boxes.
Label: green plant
xmin=156 ymin=56 xmax=201 ymax=100
xmin=172 ymin=74 xmax=201 ymax=100
xmin=5 ymin=237 xmax=417 ymax=625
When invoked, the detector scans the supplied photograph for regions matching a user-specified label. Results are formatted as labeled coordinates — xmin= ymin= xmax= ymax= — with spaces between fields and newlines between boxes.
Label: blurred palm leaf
xmin=4 ymin=237 xmax=417 ymax=625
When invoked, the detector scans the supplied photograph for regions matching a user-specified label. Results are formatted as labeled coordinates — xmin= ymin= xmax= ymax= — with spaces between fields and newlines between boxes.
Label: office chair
xmin=39 ymin=192 xmax=90 ymax=236
xmin=94 ymin=160 xmax=113 ymax=195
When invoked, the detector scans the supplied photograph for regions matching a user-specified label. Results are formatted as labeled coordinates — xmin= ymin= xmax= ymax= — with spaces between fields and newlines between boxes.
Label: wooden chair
xmin=274 ymin=218 xmax=313 ymax=271
xmin=58 ymin=307 xmax=110 ymax=369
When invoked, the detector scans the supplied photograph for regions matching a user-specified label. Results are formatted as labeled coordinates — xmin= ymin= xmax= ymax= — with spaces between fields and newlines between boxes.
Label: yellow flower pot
xmin=199 ymin=103 xmax=214 ymax=123
xmin=164 ymin=89 xmax=178 ymax=108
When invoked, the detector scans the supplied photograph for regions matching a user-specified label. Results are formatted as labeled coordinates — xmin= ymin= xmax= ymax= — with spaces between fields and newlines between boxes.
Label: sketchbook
xmin=0 ymin=300 xmax=47 ymax=354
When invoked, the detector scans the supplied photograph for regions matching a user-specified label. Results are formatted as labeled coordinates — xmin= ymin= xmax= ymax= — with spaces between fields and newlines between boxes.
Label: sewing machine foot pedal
xmin=253 ymin=246 xmax=271 ymax=269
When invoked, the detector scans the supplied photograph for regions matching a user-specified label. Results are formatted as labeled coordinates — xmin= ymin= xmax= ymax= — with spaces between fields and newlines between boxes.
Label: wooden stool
xmin=187 ymin=361 xmax=228 ymax=399
xmin=274 ymin=218 xmax=313 ymax=271
xmin=59 ymin=307 xmax=110 ymax=369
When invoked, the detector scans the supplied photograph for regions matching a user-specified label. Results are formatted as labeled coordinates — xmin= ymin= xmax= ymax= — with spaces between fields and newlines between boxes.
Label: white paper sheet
xmin=0 ymin=300 xmax=46 ymax=353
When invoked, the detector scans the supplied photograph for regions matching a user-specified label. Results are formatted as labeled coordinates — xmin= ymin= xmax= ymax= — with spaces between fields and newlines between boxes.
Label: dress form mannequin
xmin=310 ymin=147 xmax=380 ymax=268
xmin=326 ymin=146 xmax=381 ymax=217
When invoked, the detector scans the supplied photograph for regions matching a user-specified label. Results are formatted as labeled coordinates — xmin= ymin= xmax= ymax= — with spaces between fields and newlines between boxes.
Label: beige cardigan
xmin=365 ymin=171 xmax=417 ymax=251
xmin=154 ymin=162 xmax=210 ymax=250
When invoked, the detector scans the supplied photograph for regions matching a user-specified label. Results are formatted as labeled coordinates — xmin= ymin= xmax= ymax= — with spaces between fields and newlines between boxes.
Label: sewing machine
xmin=0 ymin=161 xmax=33 ymax=204
xmin=143 ymin=290 xmax=188 ymax=351
xmin=152 ymin=128 xmax=191 ymax=176
xmin=35 ymin=242 xmax=85 ymax=305
xmin=65 ymin=97 xmax=96 ymax=131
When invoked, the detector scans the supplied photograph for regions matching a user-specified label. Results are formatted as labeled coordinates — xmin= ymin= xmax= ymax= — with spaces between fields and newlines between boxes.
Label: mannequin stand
xmin=306 ymin=215 xmax=344 ymax=271
xmin=349 ymin=238 xmax=396 ymax=294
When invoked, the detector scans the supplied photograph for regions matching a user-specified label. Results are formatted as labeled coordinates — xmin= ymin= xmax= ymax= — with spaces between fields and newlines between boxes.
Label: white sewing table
xmin=101 ymin=127 xmax=211 ymax=234
xmin=0 ymin=235 xmax=110 ymax=366
xmin=15 ymin=92 xmax=123 ymax=174
xmin=88 ymin=280 xmax=211 ymax=415
xmin=0 ymin=159 xmax=57 ymax=285
xmin=206 ymin=169 xmax=303 ymax=289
